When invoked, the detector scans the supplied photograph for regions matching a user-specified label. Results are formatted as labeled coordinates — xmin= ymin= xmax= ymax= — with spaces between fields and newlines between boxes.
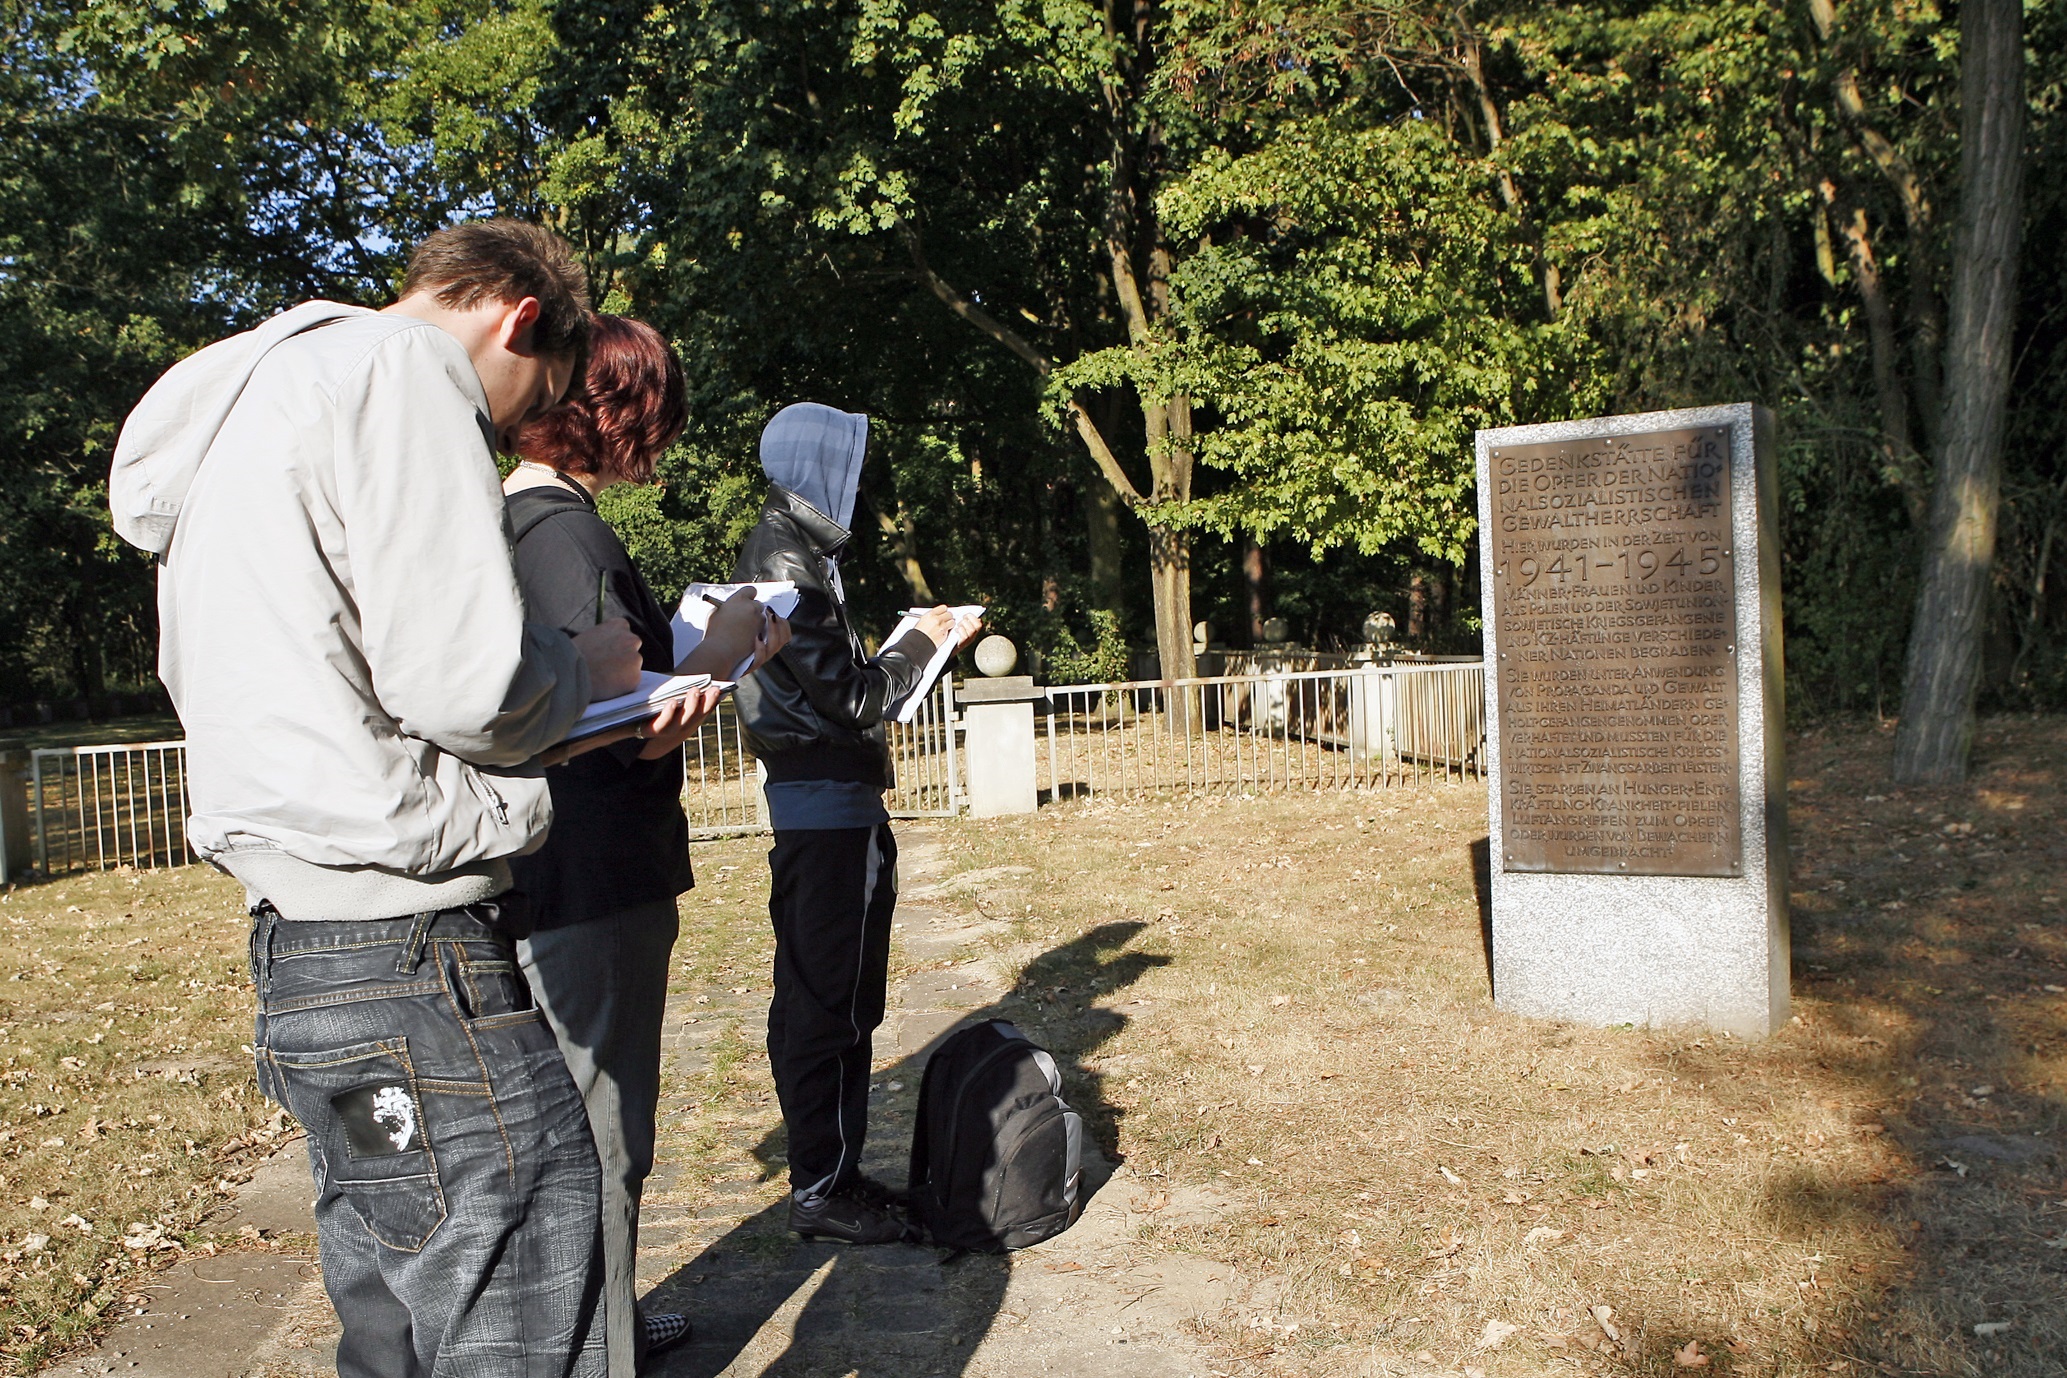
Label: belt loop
xmin=395 ymin=911 xmax=438 ymax=976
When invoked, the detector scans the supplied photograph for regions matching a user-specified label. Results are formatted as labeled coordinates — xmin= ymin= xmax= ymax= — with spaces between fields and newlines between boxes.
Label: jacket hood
xmin=759 ymin=402 xmax=867 ymax=535
xmin=109 ymin=300 xmax=374 ymax=555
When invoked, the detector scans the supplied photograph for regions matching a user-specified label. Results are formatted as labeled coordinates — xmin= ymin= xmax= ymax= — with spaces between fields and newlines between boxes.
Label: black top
xmin=730 ymin=485 xmax=938 ymax=786
xmin=505 ymin=481 xmax=693 ymax=929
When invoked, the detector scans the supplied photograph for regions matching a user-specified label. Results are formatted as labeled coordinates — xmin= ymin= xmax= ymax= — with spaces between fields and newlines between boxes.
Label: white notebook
xmin=566 ymin=671 xmax=717 ymax=744
xmin=669 ymin=581 xmax=801 ymax=678
xmin=885 ymin=605 xmax=984 ymax=724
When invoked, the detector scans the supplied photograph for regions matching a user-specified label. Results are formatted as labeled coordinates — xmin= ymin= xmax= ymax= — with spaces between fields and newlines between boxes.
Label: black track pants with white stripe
xmin=764 ymin=822 xmax=897 ymax=1203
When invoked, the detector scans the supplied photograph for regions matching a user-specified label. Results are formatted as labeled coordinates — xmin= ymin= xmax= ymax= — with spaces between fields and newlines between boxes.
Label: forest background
xmin=3 ymin=0 xmax=2063 ymax=732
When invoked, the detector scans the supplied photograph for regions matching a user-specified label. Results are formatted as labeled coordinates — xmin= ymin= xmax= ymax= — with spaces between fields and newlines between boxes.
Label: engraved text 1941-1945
xmin=1490 ymin=426 xmax=1741 ymax=877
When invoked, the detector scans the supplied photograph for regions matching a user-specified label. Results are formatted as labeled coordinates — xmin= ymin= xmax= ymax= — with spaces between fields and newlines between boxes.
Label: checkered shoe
xmin=642 ymin=1311 xmax=693 ymax=1358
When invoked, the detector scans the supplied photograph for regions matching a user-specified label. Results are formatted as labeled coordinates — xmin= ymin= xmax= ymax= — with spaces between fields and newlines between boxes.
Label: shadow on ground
xmin=646 ymin=921 xmax=1164 ymax=1377
xmin=1607 ymin=720 xmax=2067 ymax=1372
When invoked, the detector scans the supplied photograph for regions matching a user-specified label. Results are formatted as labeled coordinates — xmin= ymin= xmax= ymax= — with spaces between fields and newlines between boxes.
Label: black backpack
xmin=908 ymin=1020 xmax=1084 ymax=1251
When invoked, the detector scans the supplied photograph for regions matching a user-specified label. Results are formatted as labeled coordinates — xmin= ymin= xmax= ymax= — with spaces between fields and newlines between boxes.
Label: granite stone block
xmin=1475 ymin=403 xmax=1788 ymax=1036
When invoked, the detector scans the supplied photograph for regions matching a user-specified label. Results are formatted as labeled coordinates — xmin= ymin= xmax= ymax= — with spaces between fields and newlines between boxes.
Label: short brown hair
xmin=520 ymin=315 xmax=686 ymax=484
xmin=400 ymin=220 xmax=592 ymax=357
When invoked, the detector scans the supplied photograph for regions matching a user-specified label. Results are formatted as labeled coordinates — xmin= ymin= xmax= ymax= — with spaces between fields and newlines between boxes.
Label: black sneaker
xmin=789 ymin=1184 xmax=916 ymax=1244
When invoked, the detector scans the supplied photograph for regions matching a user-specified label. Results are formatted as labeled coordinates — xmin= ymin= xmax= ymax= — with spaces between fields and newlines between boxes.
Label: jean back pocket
xmin=265 ymin=1037 xmax=447 ymax=1252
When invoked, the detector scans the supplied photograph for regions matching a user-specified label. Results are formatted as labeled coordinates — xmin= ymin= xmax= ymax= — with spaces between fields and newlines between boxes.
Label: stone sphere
xmin=974 ymin=635 xmax=1019 ymax=678
xmin=1260 ymin=616 xmax=1290 ymax=644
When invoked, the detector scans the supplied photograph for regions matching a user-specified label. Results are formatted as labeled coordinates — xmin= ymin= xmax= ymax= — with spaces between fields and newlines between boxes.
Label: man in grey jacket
xmin=110 ymin=221 xmax=641 ymax=1378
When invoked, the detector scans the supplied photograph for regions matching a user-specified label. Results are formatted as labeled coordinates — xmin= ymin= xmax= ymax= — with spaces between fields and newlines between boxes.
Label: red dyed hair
xmin=519 ymin=314 xmax=686 ymax=483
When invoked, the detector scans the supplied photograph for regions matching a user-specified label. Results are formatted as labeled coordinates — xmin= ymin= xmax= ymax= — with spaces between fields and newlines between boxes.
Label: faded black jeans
xmin=765 ymin=824 xmax=898 ymax=1205
xmin=249 ymin=903 xmax=608 ymax=1378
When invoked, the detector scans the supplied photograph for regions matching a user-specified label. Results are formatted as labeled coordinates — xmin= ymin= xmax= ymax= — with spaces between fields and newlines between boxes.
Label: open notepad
xmin=669 ymin=581 xmax=801 ymax=679
xmin=886 ymin=605 xmax=984 ymax=724
xmin=565 ymin=670 xmax=719 ymax=745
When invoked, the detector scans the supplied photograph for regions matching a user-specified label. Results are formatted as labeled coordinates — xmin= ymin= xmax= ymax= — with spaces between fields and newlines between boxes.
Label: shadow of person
xmin=644 ymin=921 xmax=1167 ymax=1377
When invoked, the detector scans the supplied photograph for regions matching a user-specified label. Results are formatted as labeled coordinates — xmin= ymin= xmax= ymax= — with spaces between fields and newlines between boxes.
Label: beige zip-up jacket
xmin=110 ymin=304 xmax=589 ymax=919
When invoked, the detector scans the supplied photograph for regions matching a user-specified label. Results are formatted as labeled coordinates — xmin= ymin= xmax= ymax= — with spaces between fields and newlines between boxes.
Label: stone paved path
xmin=42 ymin=824 xmax=1248 ymax=1378
xmin=637 ymin=826 xmax=1240 ymax=1378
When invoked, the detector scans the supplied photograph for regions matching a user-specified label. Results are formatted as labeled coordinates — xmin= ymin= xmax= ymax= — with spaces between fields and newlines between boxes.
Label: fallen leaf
xmin=1592 ymin=1304 xmax=1621 ymax=1343
xmin=1523 ymin=1226 xmax=1566 ymax=1247
xmin=1439 ymin=1165 xmax=1465 ymax=1186
xmin=1477 ymin=1319 xmax=1519 ymax=1351
xmin=1674 ymin=1338 xmax=1711 ymax=1368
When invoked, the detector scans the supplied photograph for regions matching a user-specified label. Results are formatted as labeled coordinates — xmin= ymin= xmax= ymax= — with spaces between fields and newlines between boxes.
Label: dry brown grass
xmin=0 ymin=865 xmax=288 ymax=1374
xmin=922 ymin=717 xmax=2067 ymax=1376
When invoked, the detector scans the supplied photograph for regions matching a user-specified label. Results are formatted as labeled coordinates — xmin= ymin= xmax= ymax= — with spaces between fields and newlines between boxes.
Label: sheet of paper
xmin=669 ymin=580 xmax=800 ymax=677
xmin=565 ymin=670 xmax=714 ymax=743
xmin=885 ymin=605 xmax=984 ymax=724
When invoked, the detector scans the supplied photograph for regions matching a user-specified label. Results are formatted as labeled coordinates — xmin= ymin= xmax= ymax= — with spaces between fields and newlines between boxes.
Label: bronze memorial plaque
xmin=1489 ymin=426 xmax=1741 ymax=876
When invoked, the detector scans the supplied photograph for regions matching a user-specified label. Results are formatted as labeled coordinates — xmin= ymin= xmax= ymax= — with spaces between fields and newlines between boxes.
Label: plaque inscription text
xmin=1491 ymin=426 xmax=1741 ymax=876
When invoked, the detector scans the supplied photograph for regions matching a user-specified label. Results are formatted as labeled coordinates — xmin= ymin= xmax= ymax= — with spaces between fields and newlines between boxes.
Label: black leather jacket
xmin=732 ymin=486 xmax=936 ymax=787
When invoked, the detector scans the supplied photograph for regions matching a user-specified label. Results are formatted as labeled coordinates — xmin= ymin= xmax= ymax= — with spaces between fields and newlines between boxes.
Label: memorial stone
xmin=1474 ymin=403 xmax=1788 ymax=1036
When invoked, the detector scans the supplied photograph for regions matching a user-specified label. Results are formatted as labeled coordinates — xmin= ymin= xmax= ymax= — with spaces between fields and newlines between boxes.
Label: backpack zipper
xmin=935 ymin=1035 xmax=1036 ymax=1201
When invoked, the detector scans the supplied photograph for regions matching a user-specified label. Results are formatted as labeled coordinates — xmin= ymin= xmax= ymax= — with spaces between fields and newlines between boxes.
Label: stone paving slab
xmin=35 ymin=1143 xmax=334 ymax=1378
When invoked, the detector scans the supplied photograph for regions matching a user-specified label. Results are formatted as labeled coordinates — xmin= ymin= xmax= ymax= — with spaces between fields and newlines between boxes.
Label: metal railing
xmin=31 ymin=741 xmax=196 ymax=873
xmin=1036 ymin=662 xmax=1484 ymax=803
xmin=17 ymin=666 xmax=1481 ymax=870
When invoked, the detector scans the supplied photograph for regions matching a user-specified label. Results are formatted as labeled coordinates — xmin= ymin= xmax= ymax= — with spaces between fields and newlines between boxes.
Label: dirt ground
xmin=9 ymin=715 xmax=2067 ymax=1377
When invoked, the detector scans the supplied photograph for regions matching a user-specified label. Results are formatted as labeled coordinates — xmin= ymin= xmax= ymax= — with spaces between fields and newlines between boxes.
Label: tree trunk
xmin=1243 ymin=539 xmax=1267 ymax=646
xmin=1087 ymin=480 xmax=1126 ymax=617
xmin=1824 ymin=181 xmax=1926 ymax=522
xmin=1891 ymin=0 xmax=2025 ymax=784
xmin=1149 ymin=523 xmax=1194 ymax=680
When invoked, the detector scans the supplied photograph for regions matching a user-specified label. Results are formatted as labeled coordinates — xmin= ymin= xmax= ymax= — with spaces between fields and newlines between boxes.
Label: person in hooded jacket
xmin=732 ymin=403 xmax=978 ymax=1244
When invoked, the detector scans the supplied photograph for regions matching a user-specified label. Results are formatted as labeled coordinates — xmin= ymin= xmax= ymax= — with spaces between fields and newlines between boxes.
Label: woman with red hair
xmin=503 ymin=315 xmax=785 ymax=1372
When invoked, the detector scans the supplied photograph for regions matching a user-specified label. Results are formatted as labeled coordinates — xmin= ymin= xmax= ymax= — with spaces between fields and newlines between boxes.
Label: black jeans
xmin=764 ymin=824 xmax=897 ymax=1203
xmin=250 ymin=904 xmax=608 ymax=1378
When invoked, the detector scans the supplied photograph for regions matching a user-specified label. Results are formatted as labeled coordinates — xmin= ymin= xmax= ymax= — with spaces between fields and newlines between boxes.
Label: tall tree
xmin=1892 ymin=0 xmax=2026 ymax=782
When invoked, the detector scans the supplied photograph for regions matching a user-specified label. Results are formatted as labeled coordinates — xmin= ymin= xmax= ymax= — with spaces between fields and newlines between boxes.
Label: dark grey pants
xmin=250 ymin=905 xmax=607 ymax=1378
xmin=519 ymin=900 xmax=680 ymax=1378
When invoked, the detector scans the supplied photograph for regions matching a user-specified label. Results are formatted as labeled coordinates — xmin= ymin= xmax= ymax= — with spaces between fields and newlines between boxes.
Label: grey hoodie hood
xmin=109 ymin=300 xmax=373 ymax=556
xmin=759 ymin=402 xmax=867 ymax=535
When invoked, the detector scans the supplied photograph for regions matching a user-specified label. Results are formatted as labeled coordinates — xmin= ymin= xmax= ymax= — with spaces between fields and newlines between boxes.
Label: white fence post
xmin=0 ymin=751 xmax=28 ymax=884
